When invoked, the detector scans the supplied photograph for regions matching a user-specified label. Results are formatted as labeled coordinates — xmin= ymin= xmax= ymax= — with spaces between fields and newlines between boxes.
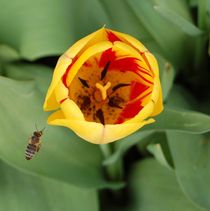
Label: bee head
xmin=34 ymin=131 xmax=42 ymax=137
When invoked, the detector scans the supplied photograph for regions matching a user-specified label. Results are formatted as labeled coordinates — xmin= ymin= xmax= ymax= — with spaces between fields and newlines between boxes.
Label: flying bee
xmin=25 ymin=126 xmax=45 ymax=160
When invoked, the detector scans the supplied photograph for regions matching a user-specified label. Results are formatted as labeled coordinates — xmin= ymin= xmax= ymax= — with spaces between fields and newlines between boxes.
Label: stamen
xmin=95 ymin=82 xmax=111 ymax=100
xmin=101 ymin=61 xmax=111 ymax=80
xmin=108 ymin=96 xmax=124 ymax=109
xmin=112 ymin=83 xmax=130 ymax=92
xmin=78 ymin=77 xmax=89 ymax=88
xmin=96 ymin=109 xmax=105 ymax=124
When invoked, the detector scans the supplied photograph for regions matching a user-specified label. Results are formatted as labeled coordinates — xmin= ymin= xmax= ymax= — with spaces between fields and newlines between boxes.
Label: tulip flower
xmin=43 ymin=28 xmax=163 ymax=144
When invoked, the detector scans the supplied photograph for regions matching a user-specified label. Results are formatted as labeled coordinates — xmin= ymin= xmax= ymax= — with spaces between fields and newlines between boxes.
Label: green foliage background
xmin=0 ymin=0 xmax=210 ymax=210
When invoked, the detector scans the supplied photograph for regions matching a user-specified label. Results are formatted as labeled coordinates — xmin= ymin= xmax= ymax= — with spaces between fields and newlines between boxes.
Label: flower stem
xmin=99 ymin=144 xmax=123 ymax=182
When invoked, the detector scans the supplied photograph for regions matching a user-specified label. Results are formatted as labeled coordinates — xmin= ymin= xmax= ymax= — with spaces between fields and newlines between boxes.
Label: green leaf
xmin=156 ymin=54 xmax=176 ymax=101
xmin=0 ymin=63 xmax=121 ymax=189
xmin=0 ymin=0 xmax=109 ymax=60
xmin=147 ymin=143 xmax=172 ymax=170
xmin=154 ymin=5 xmax=204 ymax=36
xmin=143 ymin=108 xmax=210 ymax=134
xmin=209 ymin=34 xmax=210 ymax=56
xmin=100 ymin=0 xmax=161 ymax=54
xmin=0 ymin=44 xmax=20 ymax=63
xmin=103 ymin=131 xmax=153 ymax=165
xmin=0 ymin=160 xmax=99 ymax=211
xmin=166 ymin=85 xmax=198 ymax=110
xmin=126 ymin=0 xmax=196 ymax=66
xmin=127 ymin=159 xmax=204 ymax=211
xmin=104 ymin=106 xmax=210 ymax=166
xmin=167 ymin=132 xmax=210 ymax=210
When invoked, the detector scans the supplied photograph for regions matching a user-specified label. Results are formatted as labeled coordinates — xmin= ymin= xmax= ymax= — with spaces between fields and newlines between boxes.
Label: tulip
xmin=43 ymin=27 xmax=163 ymax=144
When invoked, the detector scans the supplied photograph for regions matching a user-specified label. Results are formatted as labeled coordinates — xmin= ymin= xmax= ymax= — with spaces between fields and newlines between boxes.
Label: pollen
xmin=95 ymin=82 xmax=111 ymax=100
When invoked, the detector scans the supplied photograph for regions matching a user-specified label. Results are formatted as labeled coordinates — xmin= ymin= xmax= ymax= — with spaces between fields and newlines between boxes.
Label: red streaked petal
xmin=140 ymin=51 xmax=152 ymax=72
xmin=106 ymin=31 xmax=121 ymax=42
xmin=62 ymin=57 xmax=78 ymax=87
xmin=99 ymin=49 xmax=116 ymax=67
xmin=130 ymin=81 xmax=149 ymax=100
xmin=116 ymin=98 xmax=143 ymax=124
xmin=109 ymin=57 xmax=140 ymax=73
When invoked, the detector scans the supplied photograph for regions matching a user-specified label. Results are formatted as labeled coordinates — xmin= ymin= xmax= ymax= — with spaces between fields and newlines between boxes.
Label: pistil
xmin=95 ymin=82 xmax=111 ymax=100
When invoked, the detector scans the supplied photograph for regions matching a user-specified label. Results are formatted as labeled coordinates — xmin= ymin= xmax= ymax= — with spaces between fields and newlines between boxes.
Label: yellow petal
xmin=47 ymin=109 xmax=65 ymax=120
xmin=151 ymin=81 xmax=164 ymax=116
xmin=102 ymin=118 xmax=155 ymax=144
xmin=65 ymin=27 xmax=107 ymax=58
xmin=61 ymin=98 xmax=85 ymax=120
xmin=66 ymin=41 xmax=113 ymax=86
xmin=54 ymin=80 xmax=69 ymax=102
xmin=43 ymin=55 xmax=71 ymax=111
xmin=48 ymin=111 xmax=104 ymax=144
xmin=144 ymin=52 xmax=159 ymax=77
xmin=48 ymin=110 xmax=154 ymax=144
xmin=44 ymin=29 xmax=104 ymax=111
xmin=110 ymin=29 xmax=148 ymax=53
xmin=112 ymin=41 xmax=140 ymax=58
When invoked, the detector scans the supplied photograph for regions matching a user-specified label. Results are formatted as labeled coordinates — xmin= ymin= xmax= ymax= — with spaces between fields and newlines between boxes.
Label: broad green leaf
xmin=166 ymin=85 xmax=198 ymax=110
xmin=154 ymin=5 xmax=204 ymax=36
xmin=0 ymin=63 xmax=122 ymax=189
xmin=104 ymin=90 xmax=206 ymax=167
xmin=103 ymin=105 xmax=210 ymax=166
xmin=147 ymin=143 xmax=172 ymax=170
xmin=143 ymin=108 xmax=210 ymax=134
xmin=127 ymin=0 xmax=195 ymax=67
xmin=0 ymin=0 xmax=109 ymax=60
xmin=156 ymin=54 xmax=176 ymax=100
xmin=0 ymin=44 xmax=20 ymax=63
xmin=100 ymin=0 xmax=161 ymax=54
xmin=209 ymin=34 xmax=210 ymax=56
xmin=137 ymin=131 xmax=174 ymax=168
xmin=167 ymin=132 xmax=210 ymax=210
xmin=197 ymin=0 xmax=210 ymax=31
xmin=188 ymin=0 xmax=198 ymax=7
xmin=127 ymin=159 xmax=204 ymax=211
xmin=207 ymin=0 xmax=210 ymax=30
xmin=0 ymin=160 xmax=99 ymax=211
xmin=103 ymin=131 xmax=153 ymax=165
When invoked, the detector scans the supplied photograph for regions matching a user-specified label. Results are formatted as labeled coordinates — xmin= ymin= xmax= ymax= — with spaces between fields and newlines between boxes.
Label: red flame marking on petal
xmin=138 ymin=67 xmax=153 ymax=77
xmin=62 ymin=57 xmax=78 ymax=87
xmin=59 ymin=98 xmax=68 ymax=104
xmin=100 ymin=49 xmax=153 ymax=84
xmin=136 ymin=73 xmax=153 ymax=85
xmin=107 ymin=31 xmax=121 ymax=42
xmin=83 ymin=61 xmax=92 ymax=67
xmin=115 ymin=98 xmax=143 ymax=124
xmin=99 ymin=49 xmax=116 ymax=67
xmin=110 ymin=58 xmax=140 ymax=73
xmin=141 ymin=52 xmax=153 ymax=73
xmin=130 ymin=81 xmax=149 ymax=100
xmin=115 ymin=81 xmax=152 ymax=124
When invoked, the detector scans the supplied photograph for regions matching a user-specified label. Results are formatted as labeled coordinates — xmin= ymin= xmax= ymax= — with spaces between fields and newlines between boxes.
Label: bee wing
xmin=28 ymin=137 xmax=33 ymax=144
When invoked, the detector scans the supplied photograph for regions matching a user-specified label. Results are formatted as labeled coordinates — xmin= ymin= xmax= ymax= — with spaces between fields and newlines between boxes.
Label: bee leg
xmin=37 ymin=144 xmax=41 ymax=152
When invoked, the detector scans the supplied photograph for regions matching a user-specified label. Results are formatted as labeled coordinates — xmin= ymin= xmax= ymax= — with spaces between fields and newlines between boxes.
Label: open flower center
xmin=67 ymin=48 xmax=154 ymax=124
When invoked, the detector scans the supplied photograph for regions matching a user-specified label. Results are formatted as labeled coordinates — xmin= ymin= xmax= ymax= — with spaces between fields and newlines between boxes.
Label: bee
xmin=25 ymin=126 xmax=45 ymax=160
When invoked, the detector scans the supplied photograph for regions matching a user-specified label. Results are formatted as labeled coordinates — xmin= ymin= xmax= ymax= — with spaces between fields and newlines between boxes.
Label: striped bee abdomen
xmin=25 ymin=143 xmax=37 ymax=160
